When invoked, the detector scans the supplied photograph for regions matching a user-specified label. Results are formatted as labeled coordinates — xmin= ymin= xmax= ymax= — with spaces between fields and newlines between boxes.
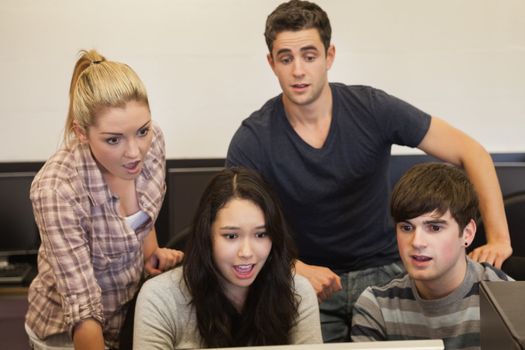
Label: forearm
xmin=73 ymin=318 xmax=105 ymax=350
xmin=460 ymin=144 xmax=510 ymax=245
xmin=417 ymin=117 xmax=512 ymax=266
xmin=143 ymin=228 xmax=159 ymax=261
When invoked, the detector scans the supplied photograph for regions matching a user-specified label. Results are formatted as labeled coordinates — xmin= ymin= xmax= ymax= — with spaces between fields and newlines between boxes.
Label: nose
xmin=125 ymin=138 xmax=140 ymax=158
xmin=238 ymin=237 xmax=253 ymax=259
xmin=292 ymin=59 xmax=305 ymax=78
xmin=411 ymin=228 xmax=427 ymax=249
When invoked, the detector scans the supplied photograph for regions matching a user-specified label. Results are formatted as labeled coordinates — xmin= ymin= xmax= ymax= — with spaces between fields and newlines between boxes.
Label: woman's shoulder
xmin=293 ymin=273 xmax=316 ymax=297
xmin=31 ymin=143 xmax=99 ymax=202
xmin=31 ymin=147 xmax=84 ymax=196
xmin=142 ymin=122 xmax=166 ymax=171
xmin=150 ymin=122 xmax=165 ymax=150
xmin=36 ymin=147 xmax=77 ymax=178
xmin=140 ymin=266 xmax=190 ymax=302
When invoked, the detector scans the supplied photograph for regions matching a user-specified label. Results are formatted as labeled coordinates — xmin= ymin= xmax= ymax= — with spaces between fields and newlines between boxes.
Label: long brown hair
xmin=183 ymin=167 xmax=298 ymax=347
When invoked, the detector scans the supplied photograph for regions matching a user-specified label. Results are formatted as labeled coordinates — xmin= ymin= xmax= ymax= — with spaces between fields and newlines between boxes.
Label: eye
xmin=255 ymin=231 xmax=268 ymax=239
xmin=398 ymin=224 xmax=413 ymax=233
xmin=106 ymin=137 xmax=120 ymax=145
xmin=428 ymin=225 xmax=442 ymax=233
xmin=137 ymin=127 xmax=150 ymax=137
xmin=222 ymin=233 xmax=238 ymax=240
xmin=279 ymin=56 xmax=293 ymax=65
xmin=304 ymin=54 xmax=317 ymax=62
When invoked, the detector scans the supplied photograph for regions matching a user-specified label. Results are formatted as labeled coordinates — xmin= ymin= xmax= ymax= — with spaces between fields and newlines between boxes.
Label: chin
xmin=410 ymin=271 xmax=436 ymax=282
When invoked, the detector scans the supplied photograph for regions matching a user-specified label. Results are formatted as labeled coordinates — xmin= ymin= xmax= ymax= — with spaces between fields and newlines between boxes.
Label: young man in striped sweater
xmin=351 ymin=163 xmax=512 ymax=349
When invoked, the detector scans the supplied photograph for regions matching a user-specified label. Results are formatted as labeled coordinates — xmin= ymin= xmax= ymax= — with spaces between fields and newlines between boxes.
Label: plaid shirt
xmin=26 ymin=124 xmax=166 ymax=349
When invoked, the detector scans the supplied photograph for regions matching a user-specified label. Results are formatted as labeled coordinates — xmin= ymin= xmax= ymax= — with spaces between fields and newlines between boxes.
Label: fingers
xmin=468 ymin=243 xmax=511 ymax=269
xmin=295 ymin=261 xmax=343 ymax=303
xmin=144 ymin=257 xmax=162 ymax=276
xmin=157 ymin=249 xmax=185 ymax=271
xmin=493 ymin=256 xmax=504 ymax=270
xmin=332 ymin=274 xmax=342 ymax=291
xmin=316 ymin=274 xmax=342 ymax=303
xmin=147 ymin=248 xmax=184 ymax=274
xmin=470 ymin=248 xmax=491 ymax=264
xmin=467 ymin=249 xmax=479 ymax=263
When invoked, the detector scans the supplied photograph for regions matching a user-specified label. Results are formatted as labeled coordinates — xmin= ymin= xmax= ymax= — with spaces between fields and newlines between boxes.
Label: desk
xmin=206 ymin=339 xmax=444 ymax=350
xmin=0 ymin=286 xmax=30 ymax=350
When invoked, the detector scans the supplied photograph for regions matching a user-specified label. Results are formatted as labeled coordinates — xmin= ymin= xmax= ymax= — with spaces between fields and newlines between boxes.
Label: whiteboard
xmin=1 ymin=0 xmax=524 ymax=161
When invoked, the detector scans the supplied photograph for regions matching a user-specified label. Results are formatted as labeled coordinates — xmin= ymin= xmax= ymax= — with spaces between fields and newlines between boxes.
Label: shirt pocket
xmin=90 ymin=218 xmax=142 ymax=273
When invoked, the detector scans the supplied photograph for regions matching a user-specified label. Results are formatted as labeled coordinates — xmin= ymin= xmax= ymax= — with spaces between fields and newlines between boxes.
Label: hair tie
xmin=91 ymin=59 xmax=103 ymax=65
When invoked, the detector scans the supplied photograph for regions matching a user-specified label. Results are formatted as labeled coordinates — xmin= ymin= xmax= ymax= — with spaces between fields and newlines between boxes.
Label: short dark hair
xmin=183 ymin=167 xmax=298 ymax=347
xmin=264 ymin=0 xmax=331 ymax=53
xmin=390 ymin=163 xmax=479 ymax=232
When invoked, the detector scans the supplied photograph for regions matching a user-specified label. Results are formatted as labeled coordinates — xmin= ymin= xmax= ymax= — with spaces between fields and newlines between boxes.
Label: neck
xmin=226 ymin=289 xmax=247 ymax=313
xmin=282 ymin=82 xmax=332 ymax=126
xmin=221 ymin=278 xmax=248 ymax=313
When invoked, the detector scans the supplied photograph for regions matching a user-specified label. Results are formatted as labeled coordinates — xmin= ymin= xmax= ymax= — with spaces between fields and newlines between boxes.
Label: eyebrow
xmin=275 ymin=45 xmax=319 ymax=56
xmin=99 ymin=120 xmax=151 ymax=136
xmin=219 ymin=225 xmax=266 ymax=230
xmin=423 ymin=219 xmax=448 ymax=225
xmin=402 ymin=219 xmax=448 ymax=225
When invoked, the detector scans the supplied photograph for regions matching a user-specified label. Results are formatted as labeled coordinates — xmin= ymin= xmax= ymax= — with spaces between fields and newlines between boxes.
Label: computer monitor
xmin=480 ymin=281 xmax=525 ymax=349
xmin=389 ymin=158 xmax=525 ymax=197
xmin=167 ymin=167 xmax=223 ymax=249
xmin=204 ymin=339 xmax=444 ymax=350
xmin=494 ymin=162 xmax=525 ymax=197
xmin=0 ymin=172 xmax=40 ymax=265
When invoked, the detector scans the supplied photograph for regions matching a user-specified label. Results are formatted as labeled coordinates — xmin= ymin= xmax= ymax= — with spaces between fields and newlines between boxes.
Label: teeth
xmin=235 ymin=264 xmax=253 ymax=272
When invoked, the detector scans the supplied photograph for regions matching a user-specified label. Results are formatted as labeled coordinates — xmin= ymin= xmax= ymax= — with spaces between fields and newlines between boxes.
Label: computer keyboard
xmin=0 ymin=263 xmax=32 ymax=284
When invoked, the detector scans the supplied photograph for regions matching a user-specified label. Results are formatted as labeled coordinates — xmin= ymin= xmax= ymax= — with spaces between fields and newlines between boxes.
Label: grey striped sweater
xmin=351 ymin=259 xmax=512 ymax=349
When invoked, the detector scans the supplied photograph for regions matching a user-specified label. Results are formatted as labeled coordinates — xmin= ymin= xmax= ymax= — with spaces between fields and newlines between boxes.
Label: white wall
xmin=1 ymin=0 xmax=524 ymax=161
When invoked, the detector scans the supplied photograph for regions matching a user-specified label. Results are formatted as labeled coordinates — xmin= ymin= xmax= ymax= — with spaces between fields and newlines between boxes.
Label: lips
xmin=123 ymin=160 xmax=141 ymax=175
xmin=292 ymin=83 xmax=309 ymax=89
xmin=233 ymin=264 xmax=255 ymax=279
xmin=124 ymin=160 xmax=140 ymax=169
xmin=409 ymin=255 xmax=432 ymax=269
xmin=411 ymin=255 xmax=432 ymax=262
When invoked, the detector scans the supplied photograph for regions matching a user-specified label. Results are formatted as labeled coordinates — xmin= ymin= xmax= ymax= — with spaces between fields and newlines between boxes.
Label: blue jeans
xmin=319 ymin=260 xmax=406 ymax=342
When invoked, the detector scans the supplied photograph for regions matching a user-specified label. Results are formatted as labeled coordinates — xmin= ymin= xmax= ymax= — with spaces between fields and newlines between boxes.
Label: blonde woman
xmin=25 ymin=50 xmax=183 ymax=350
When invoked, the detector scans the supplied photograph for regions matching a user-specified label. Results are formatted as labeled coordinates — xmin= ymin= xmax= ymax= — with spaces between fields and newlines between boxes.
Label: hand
xmin=144 ymin=247 xmax=184 ymax=276
xmin=468 ymin=241 xmax=512 ymax=269
xmin=295 ymin=260 xmax=342 ymax=303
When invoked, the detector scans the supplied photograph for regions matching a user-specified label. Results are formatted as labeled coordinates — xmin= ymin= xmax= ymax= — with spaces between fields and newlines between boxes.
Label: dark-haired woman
xmin=133 ymin=167 xmax=322 ymax=349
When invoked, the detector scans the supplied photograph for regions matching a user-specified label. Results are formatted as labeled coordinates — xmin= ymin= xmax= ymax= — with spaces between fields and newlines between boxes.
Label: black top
xmin=227 ymin=83 xmax=431 ymax=271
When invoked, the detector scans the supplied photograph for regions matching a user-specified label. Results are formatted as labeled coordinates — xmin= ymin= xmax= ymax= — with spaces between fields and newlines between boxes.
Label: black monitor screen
xmin=494 ymin=162 xmax=525 ymax=197
xmin=167 ymin=167 xmax=223 ymax=241
xmin=0 ymin=172 xmax=40 ymax=257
